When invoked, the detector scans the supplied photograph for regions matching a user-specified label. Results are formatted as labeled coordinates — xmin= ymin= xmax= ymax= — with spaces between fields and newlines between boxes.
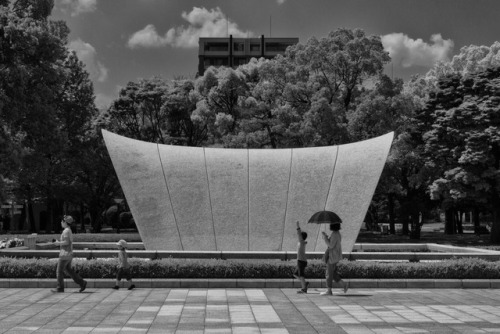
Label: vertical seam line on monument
xmin=157 ymin=143 xmax=184 ymax=250
xmin=247 ymin=148 xmax=250 ymax=251
xmin=279 ymin=148 xmax=294 ymax=251
xmin=203 ymin=147 xmax=217 ymax=251
xmin=315 ymin=146 xmax=339 ymax=251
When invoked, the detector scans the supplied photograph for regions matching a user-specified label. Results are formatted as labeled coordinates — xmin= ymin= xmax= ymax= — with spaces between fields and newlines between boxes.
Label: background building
xmin=197 ymin=35 xmax=299 ymax=76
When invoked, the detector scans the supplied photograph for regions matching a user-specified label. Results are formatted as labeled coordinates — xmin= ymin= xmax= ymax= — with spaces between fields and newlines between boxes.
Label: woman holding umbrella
xmin=309 ymin=210 xmax=348 ymax=295
xmin=321 ymin=221 xmax=348 ymax=295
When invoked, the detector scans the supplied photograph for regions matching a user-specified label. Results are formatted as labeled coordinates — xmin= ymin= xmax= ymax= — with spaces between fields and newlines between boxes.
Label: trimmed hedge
xmin=0 ymin=257 xmax=499 ymax=279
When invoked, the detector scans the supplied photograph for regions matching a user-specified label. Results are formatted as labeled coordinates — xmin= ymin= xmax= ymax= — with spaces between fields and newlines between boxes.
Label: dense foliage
xmin=0 ymin=257 xmax=499 ymax=279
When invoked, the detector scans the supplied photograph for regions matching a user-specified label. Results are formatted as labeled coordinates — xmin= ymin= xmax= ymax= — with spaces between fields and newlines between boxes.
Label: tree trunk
xmin=456 ymin=211 xmax=463 ymax=234
xmin=445 ymin=208 xmax=455 ymax=234
xmin=402 ymin=214 xmax=409 ymax=235
xmin=388 ymin=194 xmax=396 ymax=234
xmin=27 ymin=199 xmax=37 ymax=233
xmin=473 ymin=207 xmax=481 ymax=234
xmin=409 ymin=213 xmax=421 ymax=239
xmin=490 ymin=209 xmax=500 ymax=243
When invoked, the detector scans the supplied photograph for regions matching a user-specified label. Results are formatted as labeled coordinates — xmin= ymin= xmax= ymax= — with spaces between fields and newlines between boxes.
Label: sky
xmin=50 ymin=0 xmax=500 ymax=110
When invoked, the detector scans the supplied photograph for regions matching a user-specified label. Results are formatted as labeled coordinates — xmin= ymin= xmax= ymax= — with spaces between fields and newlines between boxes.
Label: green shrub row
xmin=0 ymin=257 xmax=499 ymax=279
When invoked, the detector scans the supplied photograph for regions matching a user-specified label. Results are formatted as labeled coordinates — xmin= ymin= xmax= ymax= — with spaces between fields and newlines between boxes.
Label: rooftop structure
xmin=197 ymin=35 xmax=299 ymax=76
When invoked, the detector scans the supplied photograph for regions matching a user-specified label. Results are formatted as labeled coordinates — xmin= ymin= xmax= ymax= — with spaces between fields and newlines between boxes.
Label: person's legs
xmin=321 ymin=263 xmax=334 ymax=295
xmin=331 ymin=263 xmax=348 ymax=293
xmin=63 ymin=257 xmax=87 ymax=291
xmin=55 ymin=258 xmax=67 ymax=291
xmin=114 ymin=268 xmax=122 ymax=289
xmin=126 ymin=269 xmax=134 ymax=290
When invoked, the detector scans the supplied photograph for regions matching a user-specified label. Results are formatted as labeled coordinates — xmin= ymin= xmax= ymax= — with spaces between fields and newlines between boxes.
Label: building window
xmin=204 ymin=42 xmax=228 ymax=52
xmin=204 ymin=57 xmax=229 ymax=67
xmin=233 ymin=42 xmax=245 ymax=52
xmin=265 ymin=42 xmax=293 ymax=52
xmin=250 ymin=43 xmax=261 ymax=52
xmin=233 ymin=57 xmax=248 ymax=66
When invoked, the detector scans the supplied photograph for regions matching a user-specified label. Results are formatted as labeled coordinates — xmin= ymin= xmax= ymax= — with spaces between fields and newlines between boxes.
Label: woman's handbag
xmin=323 ymin=248 xmax=330 ymax=263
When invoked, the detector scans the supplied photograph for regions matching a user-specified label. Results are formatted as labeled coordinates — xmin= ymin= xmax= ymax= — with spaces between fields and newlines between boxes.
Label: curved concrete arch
xmin=102 ymin=130 xmax=394 ymax=251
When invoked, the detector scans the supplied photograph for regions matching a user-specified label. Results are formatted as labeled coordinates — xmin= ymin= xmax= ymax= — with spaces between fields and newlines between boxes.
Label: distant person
xmin=321 ymin=222 xmax=348 ymax=295
xmin=52 ymin=215 xmax=87 ymax=293
xmin=294 ymin=221 xmax=309 ymax=293
xmin=112 ymin=239 xmax=135 ymax=290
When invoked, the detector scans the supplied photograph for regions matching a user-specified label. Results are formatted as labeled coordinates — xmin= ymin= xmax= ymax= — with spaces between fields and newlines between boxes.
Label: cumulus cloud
xmin=68 ymin=39 xmax=108 ymax=82
xmin=127 ymin=7 xmax=253 ymax=49
xmin=381 ymin=33 xmax=454 ymax=68
xmin=57 ymin=0 xmax=97 ymax=16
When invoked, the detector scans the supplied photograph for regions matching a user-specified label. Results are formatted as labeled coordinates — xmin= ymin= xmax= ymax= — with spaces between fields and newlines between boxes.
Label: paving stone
xmin=406 ymin=279 xmax=435 ymax=288
xmin=208 ymin=279 xmax=237 ymax=288
xmin=377 ymin=279 xmax=406 ymax=289
xmin=462 ymin=279 xmax=491 ymax=289
xmin=0 ymin=287 xmax=499 ymax=333
xmin=179 ymin=279 xmax=209 ymax=288
xmin=434 ymin=279 xmax=462 ymax=288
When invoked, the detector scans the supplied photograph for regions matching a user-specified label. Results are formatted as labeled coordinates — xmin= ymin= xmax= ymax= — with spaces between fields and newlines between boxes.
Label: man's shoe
xmin=128 ymin=284 xmax=135 ymax=290
xmin=79 ymin=280 xmax=87 ymax=293
xmin=297 ymin=289 xmax=306 ymax=294
xmin=51 ymin=289 xmax=64 ymax=293
xmin=112 ymin=286 xmax=119 ymax=290
xmin=320 ymin=290 xmax=333 ymax=296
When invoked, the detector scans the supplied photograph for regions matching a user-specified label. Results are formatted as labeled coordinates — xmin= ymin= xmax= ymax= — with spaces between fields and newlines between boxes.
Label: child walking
xmin=113 ymin=239 xmax=135 ymax=290
xmin=294 ymin=221 xmax=309 ymax=293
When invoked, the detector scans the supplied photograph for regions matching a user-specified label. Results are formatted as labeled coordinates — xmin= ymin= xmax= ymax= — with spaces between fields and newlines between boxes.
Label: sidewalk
xmin=1 ymin=287 xmax=500 ymax=333
xmin=1 ymin=278 xmax=500 ymax=289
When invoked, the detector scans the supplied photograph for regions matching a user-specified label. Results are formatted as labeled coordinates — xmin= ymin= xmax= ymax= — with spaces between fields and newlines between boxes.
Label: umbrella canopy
xmin=308 ymin=210 xmax=342 ymax=224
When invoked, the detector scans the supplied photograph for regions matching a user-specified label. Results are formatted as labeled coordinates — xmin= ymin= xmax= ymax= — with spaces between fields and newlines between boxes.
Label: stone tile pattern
xmin=102 ymin=130 xmax=394 ymax=251
xmin=1 ymin=288 xmax=500 ymax=333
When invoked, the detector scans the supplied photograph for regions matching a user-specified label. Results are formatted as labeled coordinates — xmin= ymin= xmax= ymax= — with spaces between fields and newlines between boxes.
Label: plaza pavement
xmin=1 ymin=287 xmax=500 ymax=333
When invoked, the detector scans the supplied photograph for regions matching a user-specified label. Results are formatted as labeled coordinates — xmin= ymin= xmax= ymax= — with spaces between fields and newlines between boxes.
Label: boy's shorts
xmin=116 ymin=267 xmax=132 ymax=281
xmin=293 ymin=260 xmax=307 ymax=278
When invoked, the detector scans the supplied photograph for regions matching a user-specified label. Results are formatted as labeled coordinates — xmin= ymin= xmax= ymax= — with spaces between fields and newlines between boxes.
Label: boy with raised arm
xmin=294 ymin=221 xmax=309 ymax=293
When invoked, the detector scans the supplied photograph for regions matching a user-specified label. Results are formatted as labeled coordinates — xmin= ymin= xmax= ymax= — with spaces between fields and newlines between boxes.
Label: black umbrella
xmin=308 ymin=210 xmax=342 ymax=224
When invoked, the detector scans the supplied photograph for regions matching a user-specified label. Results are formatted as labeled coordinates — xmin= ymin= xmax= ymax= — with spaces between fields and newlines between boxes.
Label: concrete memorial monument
xmin=102 ymin=130 xmax=393 ymax=252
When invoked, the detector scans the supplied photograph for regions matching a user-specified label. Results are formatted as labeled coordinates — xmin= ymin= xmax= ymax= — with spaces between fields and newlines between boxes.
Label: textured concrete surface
xmin=281 ymin=146 xmax=337 ymax=252
xmin=1 ymin=288 xmax=500 ymax=333
xmin=158 ymin=145 xmax=216 ymax=251
xmin=248 ymin=148 xmax=291 ymax=251
xmin=317 ymin=133 xmax=394 ymax=253
xmin=205 ymin=148 xmax=249 ymax=251
xmin=101 ymin=131 xmax=181 ymax=251
xmin=102 ymin=130 xmax=393 ymax=251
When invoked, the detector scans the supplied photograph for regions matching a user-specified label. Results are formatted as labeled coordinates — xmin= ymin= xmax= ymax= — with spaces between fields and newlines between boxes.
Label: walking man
xmin=52 ymin=215 xmax=87 ymax=293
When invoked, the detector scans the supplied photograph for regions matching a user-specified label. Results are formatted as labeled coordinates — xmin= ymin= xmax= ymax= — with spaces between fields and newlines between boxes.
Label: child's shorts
xmin=116 ymin=267 xmax=132 ymax=281
xmin=293 ymin=260 xmax=307 ymax=277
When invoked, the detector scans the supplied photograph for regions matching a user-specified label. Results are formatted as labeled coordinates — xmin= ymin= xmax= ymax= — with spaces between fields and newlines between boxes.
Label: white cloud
xmin=68 ymin=39 xmax=108 ymax=82
xmin=381 ymin=33 xmax=454 ymax=68
xmin=127 ymin=7 xmax=254 ymax=49
xmin=57 ymin=0 xmax=97 ymax=16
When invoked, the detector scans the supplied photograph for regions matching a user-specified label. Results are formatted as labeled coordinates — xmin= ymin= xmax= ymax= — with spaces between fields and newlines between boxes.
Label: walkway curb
xmin=1 ymin=278 xmax=500 ymax=289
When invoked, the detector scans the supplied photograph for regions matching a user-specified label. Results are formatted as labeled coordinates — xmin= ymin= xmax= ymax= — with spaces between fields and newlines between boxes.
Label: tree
xmin=423 ymin=67 xmax=500 ymax=242
xmin=348 ymin=74 xmax=435 ymax=238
